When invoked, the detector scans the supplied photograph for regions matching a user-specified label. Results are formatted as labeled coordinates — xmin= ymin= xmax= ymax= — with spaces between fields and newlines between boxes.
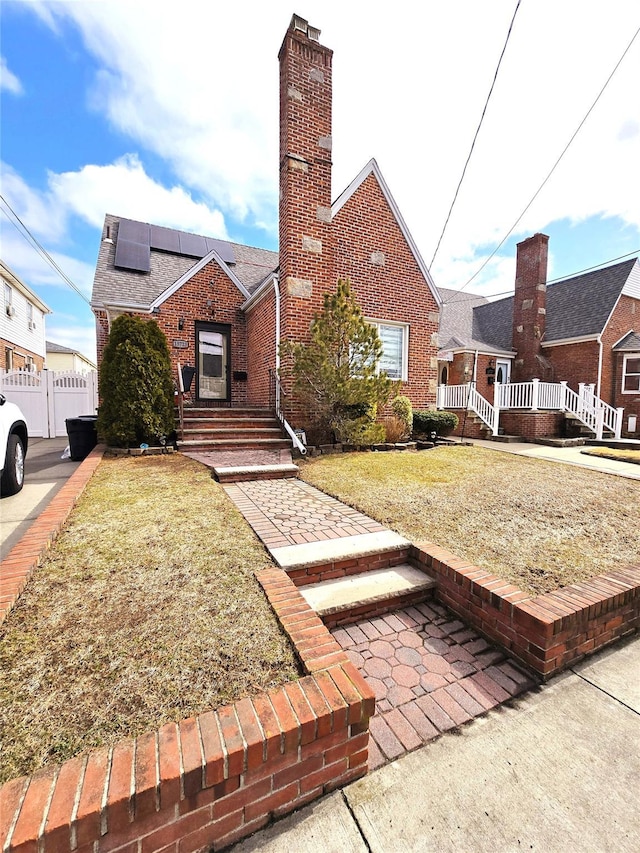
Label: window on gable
xmin=27 ymin=302 xmax=34 ymax=327
xmin=622 ymin=354 xmax=640 ymax=393
xmin=368 ymin=320 xmax=409 ymax=381
xmin=4 ymin=282 xmax=13 ymax=314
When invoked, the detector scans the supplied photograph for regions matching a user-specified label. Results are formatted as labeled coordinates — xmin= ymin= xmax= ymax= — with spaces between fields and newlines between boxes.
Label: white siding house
xmin=1 ymin=260 xmax=51 ymax=371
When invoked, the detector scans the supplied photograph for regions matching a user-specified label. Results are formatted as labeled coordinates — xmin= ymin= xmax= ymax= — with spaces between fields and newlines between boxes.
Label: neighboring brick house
xmin=91 ymin=16 xmax=441 ymax=430
xmin=1 ymin=260 xmax=51 ymax=372
xmin=438 ymin=233 xmax=640 ymax=439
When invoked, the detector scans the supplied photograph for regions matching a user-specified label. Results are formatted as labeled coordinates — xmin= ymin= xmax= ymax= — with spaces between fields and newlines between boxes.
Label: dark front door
xmin=195 ymin=322 xmax=231 ymax=402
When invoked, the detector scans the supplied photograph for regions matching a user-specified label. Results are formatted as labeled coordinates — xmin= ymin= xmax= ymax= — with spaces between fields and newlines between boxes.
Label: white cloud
xmin=46 ymin=320 xmax=97 ymax=365
xmin=1 ymin=56 xmax=24 ymax=95
xmin=49 ymin=154 xmax=228 ymax=237
xmin=16 ymin=0 xmax=640 ymax=294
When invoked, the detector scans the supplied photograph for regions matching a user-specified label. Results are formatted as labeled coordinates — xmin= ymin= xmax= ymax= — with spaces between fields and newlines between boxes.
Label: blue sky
xmin=1 ymin=0 xmax=639 ymax=363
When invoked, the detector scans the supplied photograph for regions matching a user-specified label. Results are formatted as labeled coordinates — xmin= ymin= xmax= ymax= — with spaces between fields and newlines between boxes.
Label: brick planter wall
xmin=411 ymin=543 xmax=640 ymax=679
xmin=1 ymin=463 xmax=374 ymax=853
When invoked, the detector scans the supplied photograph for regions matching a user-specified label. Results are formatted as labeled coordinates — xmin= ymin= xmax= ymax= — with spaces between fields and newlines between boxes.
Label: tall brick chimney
xmin=511 ymin=232 xmax=549 ymax=382
xmin=278 ymin=15 xmax=335 ymax=347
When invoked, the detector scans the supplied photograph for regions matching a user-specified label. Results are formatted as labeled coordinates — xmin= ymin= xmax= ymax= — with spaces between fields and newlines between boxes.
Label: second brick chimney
xmin=511 ymin=233 xmax=549 ymax=381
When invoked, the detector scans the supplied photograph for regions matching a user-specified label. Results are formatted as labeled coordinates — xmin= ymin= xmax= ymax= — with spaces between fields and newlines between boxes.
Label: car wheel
xmin=1 ymin=433 xmax=25 ymax=496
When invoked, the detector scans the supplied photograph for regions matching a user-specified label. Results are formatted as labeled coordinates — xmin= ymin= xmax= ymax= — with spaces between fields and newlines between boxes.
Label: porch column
xmin=531 ymin=377 xmax=540 ymax=411
xmin=492 ymin=382 xmax=501 ymax=436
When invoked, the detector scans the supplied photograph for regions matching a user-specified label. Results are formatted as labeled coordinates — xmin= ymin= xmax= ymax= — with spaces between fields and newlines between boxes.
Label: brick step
xmin=179 ymin=438 xmax=292 ymax=451
xmin=182 ymin=407 xmax=275 ymax=419
xmin=271 ymin=530 xmax=412 ymax=587
xmin=299 ymin=563 xmax=437 ymax=628
xmin=212 ymin=463 xmax=300 ymax=483
xmin=182 ymin=417 xmax=280 ymax=428
xmin=182 ymin=428 xmax=284 ymax=440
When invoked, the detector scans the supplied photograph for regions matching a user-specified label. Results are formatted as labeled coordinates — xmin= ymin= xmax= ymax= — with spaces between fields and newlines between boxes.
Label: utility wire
xmin=440 ymin=248 xmax=640 ymax=304
xmin=0 ymin=194 xmax=91 ymax=305
xmin=456 ymin=26 xmax=640 ymax=293
xmin=429 ymin=0 xmax=521 ymax=269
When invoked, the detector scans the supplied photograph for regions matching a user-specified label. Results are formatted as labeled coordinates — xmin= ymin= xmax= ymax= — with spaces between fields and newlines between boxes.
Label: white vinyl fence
xmin=0 ymin=369 xmax=98 ymax=438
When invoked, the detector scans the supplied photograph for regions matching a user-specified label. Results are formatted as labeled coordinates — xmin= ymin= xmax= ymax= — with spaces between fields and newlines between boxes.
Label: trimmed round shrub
xmin=98 ymin=315 xmax=175 ymax=448
xmin=413 ymin=410 xmax=459 ymax=437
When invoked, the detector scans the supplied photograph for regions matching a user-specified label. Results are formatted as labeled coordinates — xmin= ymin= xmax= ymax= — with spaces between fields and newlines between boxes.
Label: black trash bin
xmin=66 ymin=415 xmax=98 ymax=461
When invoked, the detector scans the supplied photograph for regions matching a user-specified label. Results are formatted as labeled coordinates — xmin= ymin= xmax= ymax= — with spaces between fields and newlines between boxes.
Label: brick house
xmin=437 ymin=233 xmax=640 ymax=439
xmin=91 ymin=16 xmax=441 ymax=438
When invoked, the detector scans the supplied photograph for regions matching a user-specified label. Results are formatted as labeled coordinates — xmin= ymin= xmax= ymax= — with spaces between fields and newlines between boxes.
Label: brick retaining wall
xmin=0 ymin=457 xmax=374 ymax=853
xmin=411 ymin=543 xmax=640 ymax=678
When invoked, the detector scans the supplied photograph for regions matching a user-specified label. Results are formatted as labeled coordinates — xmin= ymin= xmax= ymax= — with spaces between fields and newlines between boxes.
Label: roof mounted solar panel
xmin=178 ymin=232 xmax=208 ymax=257
xmin=114 ymin=239 xmax=151 ymax=272
xmin=205 ymin=238 xmax=236 ymax=264
xmin=150 ymin=225 xmax=181 ymax=253
xmin=117 ymin=219 xmax=151 ymax=244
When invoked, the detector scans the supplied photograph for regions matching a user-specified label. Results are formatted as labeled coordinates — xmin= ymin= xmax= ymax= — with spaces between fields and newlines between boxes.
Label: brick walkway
xmin=332 ymin=600 xmax=537 ymax=770
xmin=223 ymin=479 xmax=386 ymax=549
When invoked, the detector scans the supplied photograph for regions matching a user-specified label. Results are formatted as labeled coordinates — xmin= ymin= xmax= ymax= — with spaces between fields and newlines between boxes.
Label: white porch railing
xmin=437 ymin=378 xmax=623 ymax=440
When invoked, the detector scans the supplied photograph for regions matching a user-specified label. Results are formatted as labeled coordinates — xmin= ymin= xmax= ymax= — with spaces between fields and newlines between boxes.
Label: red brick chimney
xmin=511 ymin=233 xmax=549 ymax=381
xmin=278 ymin=14 xmax=335 ymax=345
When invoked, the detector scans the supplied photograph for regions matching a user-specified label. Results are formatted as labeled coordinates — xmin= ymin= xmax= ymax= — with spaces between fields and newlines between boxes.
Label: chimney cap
xmin=290 ymin=13 xmax=320 ymax=41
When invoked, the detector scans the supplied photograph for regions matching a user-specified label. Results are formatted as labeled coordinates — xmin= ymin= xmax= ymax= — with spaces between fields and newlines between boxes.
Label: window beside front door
xmin=195 ymin=322 xmax=231 ymax=401
xmin=622 ymin=354 xmax=640 ymax=393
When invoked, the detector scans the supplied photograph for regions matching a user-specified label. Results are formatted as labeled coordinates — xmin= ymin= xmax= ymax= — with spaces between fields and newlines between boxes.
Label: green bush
xmin=98 ymin=315 xmax=175 ymax=447
xmin=391 ymin=395 xmax=413 ymax=439
xmin=413 ymin=410 xmax=459 ymax=437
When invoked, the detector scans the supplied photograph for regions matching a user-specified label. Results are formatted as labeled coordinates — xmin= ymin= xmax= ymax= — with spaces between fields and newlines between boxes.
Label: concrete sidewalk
xmin=232 ymin=633 xmax=640 ymax=852
xmin=451 ymin=437 xmax=640 ymax=480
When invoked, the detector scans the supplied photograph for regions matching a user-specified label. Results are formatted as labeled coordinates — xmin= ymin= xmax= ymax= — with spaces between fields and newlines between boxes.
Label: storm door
xmin=195 ymin=322 xmax=230 ymax=402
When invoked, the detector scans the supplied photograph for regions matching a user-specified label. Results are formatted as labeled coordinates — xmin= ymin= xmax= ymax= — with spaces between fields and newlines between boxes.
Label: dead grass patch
xmin=0 ymin=454 xmax=300 ymax=784
xmin=300 ymin=446 xmax=640 ymax=599
xmin=581 ymin=447 xmax=640 ymax=465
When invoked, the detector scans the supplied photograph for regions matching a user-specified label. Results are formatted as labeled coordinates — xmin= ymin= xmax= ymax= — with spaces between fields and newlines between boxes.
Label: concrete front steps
xmin=270 ymin=530 xmax=437 ymax=627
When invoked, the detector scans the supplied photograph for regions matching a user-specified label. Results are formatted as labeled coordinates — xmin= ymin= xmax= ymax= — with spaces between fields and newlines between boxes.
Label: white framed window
xmin=367 ymin=320 xmax=409 ymax=381
xmin=27 ymin=302 xmax=34 ymax=328
xmin=622 ymin=354 xmax=640 ymax=393
xmin=4 ymin=282 xmax=14 ymax=316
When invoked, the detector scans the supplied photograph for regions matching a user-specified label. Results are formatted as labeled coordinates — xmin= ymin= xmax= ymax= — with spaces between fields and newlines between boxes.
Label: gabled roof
xmin=613 ymin=330 xmax=640 ymax=352
xmin=439 ymin=257 xmax=639 ymax=354
xmin=332 ymin=159 xmax=442 ymax=309
xmin=1 ymin=259 xmax=52 ymax=314
xmin=91 ymin=214 xmax=278 ymax=312
xmin=438 ymin=287 xmax=513 ymax=355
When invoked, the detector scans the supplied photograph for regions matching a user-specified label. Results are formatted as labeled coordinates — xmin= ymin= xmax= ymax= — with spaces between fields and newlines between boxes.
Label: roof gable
xmin=332 ymin=159 xmax=442 ymax=309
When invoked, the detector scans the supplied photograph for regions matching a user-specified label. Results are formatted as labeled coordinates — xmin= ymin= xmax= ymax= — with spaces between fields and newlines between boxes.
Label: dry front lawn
xmin=0 ymin=454 xmax=300 ymax=784
xmin=300 ymin=446 xmax=640 ymax=598
xmin=581 ymin=447 xmax=640 ymax=465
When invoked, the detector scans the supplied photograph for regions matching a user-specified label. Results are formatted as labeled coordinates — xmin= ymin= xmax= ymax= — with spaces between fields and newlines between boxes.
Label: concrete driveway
xmin=0 ymin=437 xmax=81 ymax=556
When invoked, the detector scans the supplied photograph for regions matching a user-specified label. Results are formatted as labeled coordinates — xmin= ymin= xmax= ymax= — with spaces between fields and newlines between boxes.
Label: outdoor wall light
xmin=486 ymin=358 xmax=496 ymax=385
xmin=178 ymin=317 xmax=185 ymax=330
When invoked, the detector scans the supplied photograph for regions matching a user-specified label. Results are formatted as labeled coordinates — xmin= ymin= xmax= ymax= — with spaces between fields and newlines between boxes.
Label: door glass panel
xmin=198 ymin=330 xmax=227 ymax=399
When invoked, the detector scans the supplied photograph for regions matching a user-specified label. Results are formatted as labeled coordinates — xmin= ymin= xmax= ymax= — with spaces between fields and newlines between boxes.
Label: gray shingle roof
xmin=46 ymin=341 xmax=76 ymax=354
xmin=91 ymin=215 xmax=278 ymax=310
xmin=613 ymin=330 xmax=640 ymax=351
xmin=440 ymin=258 xmax=637 ymax=353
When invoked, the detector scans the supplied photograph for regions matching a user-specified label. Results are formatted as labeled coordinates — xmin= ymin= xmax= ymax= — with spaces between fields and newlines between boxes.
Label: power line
xmin=0 ymin=194 xmax=91 ymax=305
xmin=440 ymin=248 xmax=640 ymax=304
xmin=456 ymin=25 xmax=640 ymax=294
xmin=429 ymin=0 xmax=521 ymax=270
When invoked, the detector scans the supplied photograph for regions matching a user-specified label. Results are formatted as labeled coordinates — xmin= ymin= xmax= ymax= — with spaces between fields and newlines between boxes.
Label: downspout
xmin=596 ymin=333 xmax=603 ymax=399
xmin=273 ymin=275 xmax=306 ymax=455
xmin=273 ymin=276 xmax=281 ymax=409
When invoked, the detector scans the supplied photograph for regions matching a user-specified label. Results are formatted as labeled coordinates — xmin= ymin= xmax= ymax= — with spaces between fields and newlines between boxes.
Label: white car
xmin=0 ymin=393 xmax=28 ymax=496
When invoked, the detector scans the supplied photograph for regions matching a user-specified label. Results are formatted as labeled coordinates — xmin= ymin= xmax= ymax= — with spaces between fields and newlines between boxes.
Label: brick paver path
xmin=332 ymin=600 xmax=538 ymax=770
xmin=223 ymin=479 xmax=386 ymax=549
